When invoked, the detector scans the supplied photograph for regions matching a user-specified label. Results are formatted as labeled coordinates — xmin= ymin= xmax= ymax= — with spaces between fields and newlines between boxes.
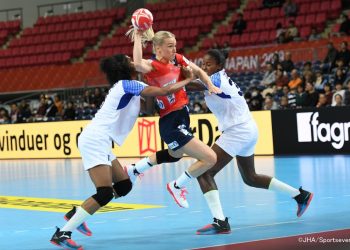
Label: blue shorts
xmin=159 ymin=106 xmax=194 ymax=151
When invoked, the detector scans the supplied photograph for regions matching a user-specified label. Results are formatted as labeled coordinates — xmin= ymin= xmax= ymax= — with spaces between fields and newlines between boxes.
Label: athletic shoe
xmin=64 ymin=206 xmax=92 ymax=236
xmin=196 ymin=217 xmax=231 ymax=235
xmin=123 ymin=164 xmax=143 ymax=184
xmin=50 ymin=227 xmax=83 ymax=250
xmin=294 ymin=187 xmax=313 ymax=217
xmin=166 ymin=181 xmax=189 ymax=208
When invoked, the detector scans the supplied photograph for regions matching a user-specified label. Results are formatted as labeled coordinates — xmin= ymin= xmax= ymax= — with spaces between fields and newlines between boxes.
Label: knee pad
xmin=113 ymin=179 xmax=132 ymax=197
xmin=92 ymin=186 xmax=114 ymax=207
xmin=156 ymin=149 xmax=181 ymax=164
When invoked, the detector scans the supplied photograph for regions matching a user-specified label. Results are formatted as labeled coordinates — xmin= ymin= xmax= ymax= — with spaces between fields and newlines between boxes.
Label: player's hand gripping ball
xmin=131 ymin=8 xmax=153 ymax=31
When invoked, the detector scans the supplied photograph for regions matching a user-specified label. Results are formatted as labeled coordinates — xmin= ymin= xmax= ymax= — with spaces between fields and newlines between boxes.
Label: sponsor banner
xmin=0 ymin=196 xmax=162 ymax=213
xmin=0 ymin=111 xmax=273 ymax=159
xmin=271 ymin=107 xmax=350 ymax=154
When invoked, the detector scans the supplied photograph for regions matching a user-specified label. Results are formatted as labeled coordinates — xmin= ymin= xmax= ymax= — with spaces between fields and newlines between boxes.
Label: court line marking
xmin=255 ymin=203 xmax=267 ymax=206
xmin=277 ymin=201 xmax=290 ymax=204
xmin=189 ymin=210 xmax=202 ymax=213
xmin=14 ymin=230 xmax=28 ymax=233
xmin=40 ymin=227 xmax=53 ymax=230
xmin=92 ymin=221 xmax=107 ymax=224
xmin=165 ymin=213 xmax=178 ymax=216
xmin=320 ymin=196 xmax=334 ymax=199
xmin=234 ymin=205 xmax=246 ymax=208
xmin=118 ymin=218 xmax=131 ymax=221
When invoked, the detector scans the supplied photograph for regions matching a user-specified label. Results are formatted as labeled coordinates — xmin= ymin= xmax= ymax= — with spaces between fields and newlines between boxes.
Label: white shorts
xmin=78 ymin=125 xmax=116 ymax=171
xmin=215 ymin=119 xmax=258 ymax=157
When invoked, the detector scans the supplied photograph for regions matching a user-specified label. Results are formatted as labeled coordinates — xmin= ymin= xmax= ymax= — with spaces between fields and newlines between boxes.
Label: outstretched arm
xmin=188 ymin=61 xmax=221 ymax=95
xmin=141 ymin=77 xmax=192 ymax=97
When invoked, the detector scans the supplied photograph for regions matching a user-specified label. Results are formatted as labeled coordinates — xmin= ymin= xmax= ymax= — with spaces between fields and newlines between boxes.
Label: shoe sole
xmin=64 ymin=216 xmax=92 ymax=236
xmin=166 ymin=183 xmax=186 ymax=208
xmin=297 ymin=192 xmax=314 ymax=217
xmin=196 ymin=230 xmax=231 ymax=235
xmin=50 ymin=240 xmax=84 ymax=250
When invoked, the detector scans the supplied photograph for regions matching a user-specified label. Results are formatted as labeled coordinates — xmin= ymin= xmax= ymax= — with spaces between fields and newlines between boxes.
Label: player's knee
xmin=156 ymin=149 xmax=182 ymax=164
xmin=92 ymin=186 xmax=114 ymax=207
xmin=113 ymin=179 xmax=132 ymax=197
xmin=243 ymin=174 xmax=258 ymax=187
xmin=205 ymin=151 xmax=217 ymax=168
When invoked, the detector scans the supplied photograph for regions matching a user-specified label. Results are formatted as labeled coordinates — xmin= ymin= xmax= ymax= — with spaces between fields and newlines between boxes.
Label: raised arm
xmin=133 ymin=30 xmax=153 ymax=73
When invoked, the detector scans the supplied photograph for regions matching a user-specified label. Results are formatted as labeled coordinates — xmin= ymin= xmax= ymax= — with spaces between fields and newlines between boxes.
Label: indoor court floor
xmin=1 ymin=155 xmax=350 ymax=250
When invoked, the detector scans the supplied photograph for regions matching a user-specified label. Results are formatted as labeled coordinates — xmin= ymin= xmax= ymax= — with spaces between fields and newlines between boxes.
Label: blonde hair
xmin=126 ymin=28 xmax=175 ymax=53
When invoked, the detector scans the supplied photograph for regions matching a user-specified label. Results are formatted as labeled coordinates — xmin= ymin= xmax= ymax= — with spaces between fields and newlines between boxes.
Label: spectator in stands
xmin=288 ymin=69 xmax=302 ymax=89
xmin=276 ymin=23 xmax=286 ymax=44
xmin=281 ymin=51 xmax=294 ymax=72
xmin=316 ymin=93 xmax=329 ymax=108
xmin=332 ymin=82 xmax=345 ymax=106
xmin=295 ymin=84 xmax=306 ymax=108
xmin=303 ymin=82 xmax=319 ymax=107
xmin=323 ymin=83 xmax=333 ymax=106
xmin=230 ymin=13 xmax=246 ymax=35
xmin=344 ymin=80 xmax=350 ymax=106
xmin=283 ymin=0 xmax=298 ymax=17
xmin=17 ymin=100 xmax=32 ymax=123
xmin=54 ymin=95 xmax=63 ymax=116
xmin=287 ymin=86 xmax=297 ymax=108
xmin=263 ymin=95 xmax=278 ymax=110
xmin=36 ymin=97 xmax=48 ymax=120
xmin=9 ymin=103 xmax=19 ymax=123
xmin=339 ymin=14 xmax=350 ymax=36
xmin=335 ymin=41 xmax=350 ymax=67
xmin=334 ymin=68 xmax=346 ymax=85
xmin=285 ymin=20 xmax=298 ymax=42
xmin=314 ymin=69 xmax=327 ymax=92
xmin=193 ymin=102 xmax=204 ymax=114
xmin=83 ymin=89 xmax=92 ymax=108
xmin=271 ymin=53 xmax=280 ymax=70
xmin=261 ymin=62 xmax=276 ymax=86
xmin=45 ymin=97 xmax=58 ymax=118
xmin=275 ymin=66 xmax=289 ymax=88
xmin=323 ymin=42 xmax=338 ymax=71
xmin=246 ymin=87 xmax=263 ymax=111
xmin=333 ymin=94 xmax=344 ymax=106
xmin=308 ymin=27 xmax=321 ymax=41
xmin=0 ymin=108 xmax=10 ymax=124
xmin=92 ymin=88 xmax=104 ymax=108
xmin=278 ymin=95 xmax=289 ymax=109
xmin=63 ymin=101 xmax=76 ymax=121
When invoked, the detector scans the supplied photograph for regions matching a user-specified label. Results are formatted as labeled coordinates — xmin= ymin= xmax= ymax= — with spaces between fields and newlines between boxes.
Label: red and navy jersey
xmin=144 ymin=53 xmax=190 ymax=117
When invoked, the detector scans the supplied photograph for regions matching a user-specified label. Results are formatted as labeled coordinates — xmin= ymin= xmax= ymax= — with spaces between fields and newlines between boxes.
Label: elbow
xmin=134 ymin=62 xmax=143 ymax=72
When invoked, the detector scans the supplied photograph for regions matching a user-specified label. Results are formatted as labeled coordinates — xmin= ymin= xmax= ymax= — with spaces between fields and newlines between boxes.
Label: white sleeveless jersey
xmin=89 ymin=80 xmax=147 ymax=145
xmin=204 ymin=70 xmax=252 ymax=132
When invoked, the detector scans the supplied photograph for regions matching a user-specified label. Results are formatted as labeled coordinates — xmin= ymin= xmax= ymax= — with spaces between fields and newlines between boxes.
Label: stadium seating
xmin=0 ymin=8 xmax=125 ymax=68
xmin=0 ymin=20 xmax=21 ymax=46
xmin=201 ymin=0 xmax=342 ymax=49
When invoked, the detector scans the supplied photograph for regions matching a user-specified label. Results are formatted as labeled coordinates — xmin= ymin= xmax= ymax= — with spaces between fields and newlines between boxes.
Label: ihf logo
xmin=296 ymin=112 xmax=350 ymax=149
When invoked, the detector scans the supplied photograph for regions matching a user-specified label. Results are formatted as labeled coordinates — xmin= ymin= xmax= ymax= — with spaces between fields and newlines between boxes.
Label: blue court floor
xmin=0 ymin=155 xmax=350 ymax=250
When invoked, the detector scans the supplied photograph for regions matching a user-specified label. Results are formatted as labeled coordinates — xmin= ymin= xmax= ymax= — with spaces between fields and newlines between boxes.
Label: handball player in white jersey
xmin=50 ymin=54 xmax=193 ymax=249
xmin=192 ymin=49 xmax=313 ymax=234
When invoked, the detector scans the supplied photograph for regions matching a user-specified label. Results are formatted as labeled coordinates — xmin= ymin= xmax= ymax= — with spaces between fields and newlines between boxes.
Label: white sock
xmin=175 ymin=171 xmax=192 ymax=188
xmin=134 ymin=157 xmax=152 ymax=174
xmin=204 ymin=190 xmax=225 ymax=221
xmin=268 ymin=178 xmax=300 ymax=198
xmin=61 ymin=206 xmax=90 ymax=232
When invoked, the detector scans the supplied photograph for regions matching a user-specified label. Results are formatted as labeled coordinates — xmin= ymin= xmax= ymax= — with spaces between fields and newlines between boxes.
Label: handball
xmin=131 ymin=8 xmax=153 ymax=31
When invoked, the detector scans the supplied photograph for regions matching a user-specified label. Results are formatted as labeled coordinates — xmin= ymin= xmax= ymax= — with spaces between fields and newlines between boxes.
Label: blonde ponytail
xmin=125 ymin=26 xmax=155 ymax=48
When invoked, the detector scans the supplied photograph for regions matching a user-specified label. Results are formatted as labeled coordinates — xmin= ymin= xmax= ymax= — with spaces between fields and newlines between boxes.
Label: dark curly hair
xmin=206 ymin=49 xmax=228 ymax=69
xmin=100 ymin=54 xmax=133 ymax=85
